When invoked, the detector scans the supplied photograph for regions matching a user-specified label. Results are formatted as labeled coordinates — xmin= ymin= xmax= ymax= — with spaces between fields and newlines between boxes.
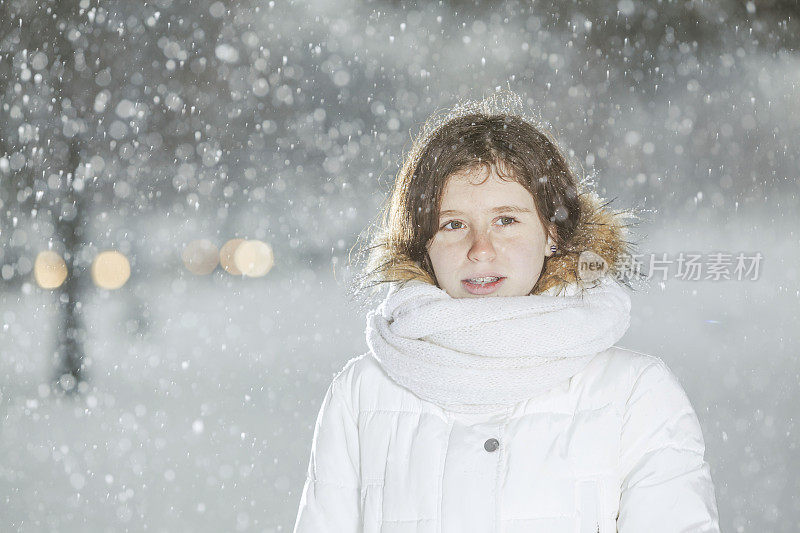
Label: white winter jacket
xmin=294 ymin=346 xmax=720 ymax=532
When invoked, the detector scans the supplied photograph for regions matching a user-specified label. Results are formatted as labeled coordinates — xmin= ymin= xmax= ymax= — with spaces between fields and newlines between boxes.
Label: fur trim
xmin=533 ymin=189 xmax=637 ymax=296
xmin=374 ymin=186 xmax=638 ymax=296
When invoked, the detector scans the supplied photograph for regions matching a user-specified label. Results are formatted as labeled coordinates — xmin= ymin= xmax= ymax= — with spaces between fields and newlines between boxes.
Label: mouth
xmin=461 ymin=275 xmax=506 ymax=295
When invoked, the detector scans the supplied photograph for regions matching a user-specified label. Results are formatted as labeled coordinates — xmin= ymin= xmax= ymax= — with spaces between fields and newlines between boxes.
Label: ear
xmin=544 ymin=225 xmax=558 ymax=258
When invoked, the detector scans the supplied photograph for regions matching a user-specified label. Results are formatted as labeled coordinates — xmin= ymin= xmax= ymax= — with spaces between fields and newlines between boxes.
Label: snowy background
xmin=1 ymin=0 xmax=798 ymax=531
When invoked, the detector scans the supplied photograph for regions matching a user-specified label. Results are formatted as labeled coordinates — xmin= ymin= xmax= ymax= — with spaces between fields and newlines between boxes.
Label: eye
xmin=497 ymin=216 xmax=518 ymax=226
xmin=442 ymin=220 xmax=464 ymax=230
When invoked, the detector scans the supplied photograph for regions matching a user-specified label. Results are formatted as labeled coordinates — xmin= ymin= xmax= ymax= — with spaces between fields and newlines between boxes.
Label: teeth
xmin=467 ymin=276 xmax=500 ymax=285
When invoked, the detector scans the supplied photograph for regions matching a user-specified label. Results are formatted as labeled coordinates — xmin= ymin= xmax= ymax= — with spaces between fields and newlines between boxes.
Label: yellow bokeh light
xmin=219 ymin=238 xmax=245 ymax=275
xmin=91 ymin=250 xmax=131 ymax=290
xmin=182 ymin=239 xmax=219 ymax=275
xmin=34 ymin=250 xmax=68 ymax=289
xmin=233 ymin=240 xmax=274 ymax=278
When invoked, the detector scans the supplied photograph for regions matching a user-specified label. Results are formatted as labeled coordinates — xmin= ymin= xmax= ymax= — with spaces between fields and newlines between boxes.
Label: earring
xmin=550 ymin=244 xmax=557 ymax=254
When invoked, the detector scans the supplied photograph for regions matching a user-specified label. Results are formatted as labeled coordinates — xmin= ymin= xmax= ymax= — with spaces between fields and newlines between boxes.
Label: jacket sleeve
xmin=293 ymin=376 xmax=361 ymax=533
xmin=617 ymin=359 xmax=720 ymax=532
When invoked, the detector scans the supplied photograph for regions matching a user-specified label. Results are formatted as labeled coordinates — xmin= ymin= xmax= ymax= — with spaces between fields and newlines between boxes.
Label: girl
xmin=294 ymin=94 xmax=720 ymax=532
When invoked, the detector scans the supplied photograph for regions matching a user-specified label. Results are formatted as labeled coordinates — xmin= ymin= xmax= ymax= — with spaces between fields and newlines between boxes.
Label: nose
xmin=467 ymin=229 xmax=496 ymax=262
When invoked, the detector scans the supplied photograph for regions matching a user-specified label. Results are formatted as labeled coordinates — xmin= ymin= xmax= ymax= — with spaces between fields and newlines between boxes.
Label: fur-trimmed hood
xmin=371 ymin=186 xmax=639 ymax=297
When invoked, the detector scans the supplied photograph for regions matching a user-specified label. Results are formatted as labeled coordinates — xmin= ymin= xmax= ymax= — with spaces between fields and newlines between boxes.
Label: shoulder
xmin=329 ymin=352 xmax=388 ymax=393
xmin=575 ymin=346 xmax=689 ymax=409
xmin=590 ymin=345 xmax=665 ymax=376
xmin=327 ymin=352 xmax=422 ymax=414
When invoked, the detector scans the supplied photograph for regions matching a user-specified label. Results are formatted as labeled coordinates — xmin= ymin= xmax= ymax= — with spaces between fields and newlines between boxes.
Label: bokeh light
xmin=33 ymin=250 xmax=68 ymax=289
xmin=219 ymin=238 xmax=245 ymax=275
xmin=233 ymin=240 xmax=274 ymax=278
xmin=91 ymin=250 xmax=131 ymax=290
xmin=182 ymin=239 xmax=219 ymax=275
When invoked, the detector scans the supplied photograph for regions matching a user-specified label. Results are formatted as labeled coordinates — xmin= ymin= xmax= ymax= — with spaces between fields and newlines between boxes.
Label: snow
xmin=1 ymin=269 xmax=366 ymax=531
xmin=1 ymin=0 xmax=798 ymax=530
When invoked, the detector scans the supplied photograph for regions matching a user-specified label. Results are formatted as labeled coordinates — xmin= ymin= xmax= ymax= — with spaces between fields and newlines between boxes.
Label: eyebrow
xmin=438 ymin=205 xmax=534 ymax=218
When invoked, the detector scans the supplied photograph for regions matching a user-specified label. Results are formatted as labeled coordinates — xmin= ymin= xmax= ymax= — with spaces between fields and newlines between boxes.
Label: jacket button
xmin=484 ymin=438 xmax=499 ymax=452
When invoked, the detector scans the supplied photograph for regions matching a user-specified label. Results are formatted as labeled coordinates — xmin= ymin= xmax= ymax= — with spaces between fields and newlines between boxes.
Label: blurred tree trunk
xmin=53 ymin=139 xmax=87 ymax=391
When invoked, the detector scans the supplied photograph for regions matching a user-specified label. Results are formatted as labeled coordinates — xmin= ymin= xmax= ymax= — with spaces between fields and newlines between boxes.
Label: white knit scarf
xmin=365 ymin=276 xmax=632 ymax=413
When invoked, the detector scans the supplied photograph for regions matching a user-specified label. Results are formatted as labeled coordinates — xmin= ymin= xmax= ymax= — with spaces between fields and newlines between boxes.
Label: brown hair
xmin=349 ymin=93 xmax=637 ymax=300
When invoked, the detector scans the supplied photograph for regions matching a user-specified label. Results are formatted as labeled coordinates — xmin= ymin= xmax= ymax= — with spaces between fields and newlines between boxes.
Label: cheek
xmin=500 ymin=233 xmax=546 ymax=265
xmin=426 ymin=237 xmax=459 ymax=272
xmin=508 ymin=243 xmax=541 ymax=264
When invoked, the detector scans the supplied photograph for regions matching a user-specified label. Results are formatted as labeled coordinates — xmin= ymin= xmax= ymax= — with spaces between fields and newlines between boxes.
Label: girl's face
xmin=426 ymin=165 xmax=553 ymax=298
